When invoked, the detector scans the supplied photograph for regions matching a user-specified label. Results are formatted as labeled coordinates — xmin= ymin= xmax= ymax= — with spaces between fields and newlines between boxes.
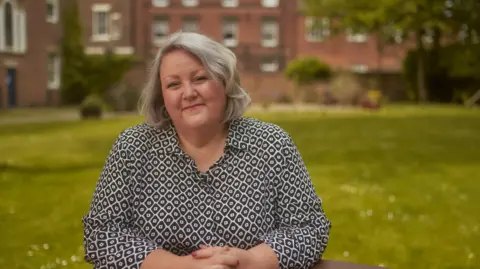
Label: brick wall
xmin=0 ymin=0 xmax=62 ymax=107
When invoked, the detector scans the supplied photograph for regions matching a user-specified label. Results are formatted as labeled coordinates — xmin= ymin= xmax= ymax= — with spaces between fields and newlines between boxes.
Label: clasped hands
xmin=187 ymin=244 xmax=260 ymax=269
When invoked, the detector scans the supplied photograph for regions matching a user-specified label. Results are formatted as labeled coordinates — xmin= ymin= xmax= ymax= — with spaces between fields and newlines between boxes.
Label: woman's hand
xmin=192 ymin=245 xmax=261 ymax=269
xmin=181 ymin=246 xmax=239 ymax=269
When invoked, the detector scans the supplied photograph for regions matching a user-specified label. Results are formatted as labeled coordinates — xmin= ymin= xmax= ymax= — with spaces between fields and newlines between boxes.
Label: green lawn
xmin=0 ymin=106 xmax=479 ymax=269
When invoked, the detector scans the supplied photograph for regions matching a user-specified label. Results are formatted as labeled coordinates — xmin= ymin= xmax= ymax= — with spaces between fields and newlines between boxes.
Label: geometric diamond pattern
xmin=82 ymin=117 xmax=331 ymax=269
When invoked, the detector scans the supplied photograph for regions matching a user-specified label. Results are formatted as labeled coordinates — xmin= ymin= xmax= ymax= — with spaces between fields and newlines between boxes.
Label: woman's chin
xmin=182 ymin=114 xmax=211 ymax=129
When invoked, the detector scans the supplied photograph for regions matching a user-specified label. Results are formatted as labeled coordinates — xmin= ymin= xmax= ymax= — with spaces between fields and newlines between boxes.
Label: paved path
xmin=0 ymin=104 xmax=361 ymax=125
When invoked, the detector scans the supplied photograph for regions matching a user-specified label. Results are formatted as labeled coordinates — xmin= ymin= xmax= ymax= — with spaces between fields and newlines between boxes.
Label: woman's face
xmin=159 ymin=49 xmax=227 ymax=130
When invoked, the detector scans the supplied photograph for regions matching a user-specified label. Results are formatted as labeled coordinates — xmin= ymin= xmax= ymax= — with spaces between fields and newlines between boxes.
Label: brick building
xmin=0 ymin=0 xmax=409 ymax=108
xmin=0 ymin=0 xmax=62 ymax=108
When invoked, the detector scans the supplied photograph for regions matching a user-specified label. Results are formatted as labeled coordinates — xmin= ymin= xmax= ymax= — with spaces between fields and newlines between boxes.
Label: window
xmin=110 ymin=13 xmax=122 ymax=40
xmin=262 ymin=0 xmax=279 ymax=7
xmin=4 ymin=1 xmax=13 ymax=48
xmin=0 ymin=0 xmax=27 ymax=53
xmin=346 ymin=29 xmax=368 ymax=43
xmin=260 ymin=58 xmax=279 ymax=72
xmin=182 ymin=17 xmax=198 ymax=32
xmin=222 ymin=18 xmax=238 ymax=47
xmin=92 ymin=4 xmax=111 ymax=42
xmin=46 ymin=0 xmax=58 ymax=23
xmin=421 ymin=28 xmax=434 ymax=45
xmin=153 ymin=17 xmax=169 ymax=45
xmin=222 ymin=0 xmax=238 ymax=7
xmin=305 ymin=17 xmax=329 ymax=42
xmin=351 ymin=64 xmax=368 ymax=73
xmin=393 ymin=28 xmax=403 ymax=44
xmin=261 ymin=19 xmax=279 ymax=47
xmin=182 ymin=0 xmax=198 ymax=7
xmin=47 ymin=53 xmax=61 ymax=90
xmin=152 ymin=0 xmax=169 ymax=7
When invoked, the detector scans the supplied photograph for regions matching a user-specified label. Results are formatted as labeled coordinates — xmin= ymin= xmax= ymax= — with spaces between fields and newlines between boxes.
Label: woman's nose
xmin=183 ymin=82 xmax=198 ymax=99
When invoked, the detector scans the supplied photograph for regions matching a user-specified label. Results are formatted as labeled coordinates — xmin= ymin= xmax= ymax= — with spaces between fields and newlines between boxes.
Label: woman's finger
xmin=193 ymin=247 xmax=229 ymax=259
xmin=206 ymin=265 xmax=230 ymax=269
xmin=214 ymin=253 xmax=239 ymax=267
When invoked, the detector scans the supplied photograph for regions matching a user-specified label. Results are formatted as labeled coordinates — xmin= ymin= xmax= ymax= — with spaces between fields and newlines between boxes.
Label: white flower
xmin=359 ymin=211 xmax=366 ymax=218
xmin=388 ymin=195 xmax=396 ymax=203
xmin=387 ymin=212 xmax=394 ymax=220
xmin=43 ymin=243 xmax=49 ymax=250
xmin=343 ymin=251 xmax=350 ymax=257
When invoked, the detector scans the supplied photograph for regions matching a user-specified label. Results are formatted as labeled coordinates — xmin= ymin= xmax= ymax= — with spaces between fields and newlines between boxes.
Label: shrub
xmin=79 ymin=94 xmax=106 ymax=119
xmin=285 ymin=57 xmax=332 ymax=84
xmin=285 ymin=57 xmax=332 ymax=103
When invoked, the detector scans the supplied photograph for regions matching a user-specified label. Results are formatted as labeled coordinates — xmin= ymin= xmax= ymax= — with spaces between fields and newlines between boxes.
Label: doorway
xmin=6 ymin=68 xmax=17 ymax=107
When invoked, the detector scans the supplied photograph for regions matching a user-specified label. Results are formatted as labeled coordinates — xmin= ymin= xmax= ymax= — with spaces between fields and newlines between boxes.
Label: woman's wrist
xmin=141 ymin=249 xmax=191 ymax=269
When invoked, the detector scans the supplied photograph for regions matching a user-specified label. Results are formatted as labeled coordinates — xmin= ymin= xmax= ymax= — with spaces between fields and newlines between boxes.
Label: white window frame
xmin=351 ymin=64 xmax=368 ymax=73
xmin=222 ymin=19 xmax=238 ymax=47
xmin=261 ymin=20 xmax=279 ymax=48
xmin=91 ymin=4 xmax=111 ymax=42
xmin=110 ymin=12 xmax=122 ymax=41
xmin=0 ymin=0 xmax=27 ymax=53
xmin=182 ymin=17 xmax=198 ymax=32
xmin=153 ymin=17 xmax=169 ymax=45
xmin=305 ymin=17 xmax=330 ymax=42
xmin=222 ymin=0 xmax=238 ymax=7
xmin=46 ymin=0 xmax=59 ymax=23
xmin=346 ymin=28 xmax=368 ymax=43
xmin=152 ymin=0 xmax=169 ymax=7
xmin=260 ymin=59 xmax=279 ymax=72
xmin=261 ymin=0 xmax=279 ymax=8
xmin=182 ymin=0 xmax=198 ymax=7
xmin=393 ymin=28 xmax=403 ymax=44
xmin=421 ymin=28 xmax=434 ymax=45
xmin=47 ymin=53 xmax=61 ymax=90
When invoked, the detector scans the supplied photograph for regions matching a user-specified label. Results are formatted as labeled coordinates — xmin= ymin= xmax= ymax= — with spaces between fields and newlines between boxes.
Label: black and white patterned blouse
xmin=82 ymin=117 xmax=331 ymax=269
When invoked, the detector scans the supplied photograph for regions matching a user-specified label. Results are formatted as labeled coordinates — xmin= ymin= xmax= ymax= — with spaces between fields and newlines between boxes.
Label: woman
xmin=82 ymin=32 xmax=331 ymax=269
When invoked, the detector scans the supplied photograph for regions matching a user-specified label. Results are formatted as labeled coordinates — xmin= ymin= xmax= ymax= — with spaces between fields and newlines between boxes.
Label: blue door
xmin=6 ymin=68 xmax=16 ymax=107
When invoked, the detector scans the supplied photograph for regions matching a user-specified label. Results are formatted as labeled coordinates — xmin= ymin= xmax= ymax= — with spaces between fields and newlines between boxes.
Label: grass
xmin=0 ymin=107 xmax=78 ymax=119
xmin=0 ymin=105 xmax=479 ymax=269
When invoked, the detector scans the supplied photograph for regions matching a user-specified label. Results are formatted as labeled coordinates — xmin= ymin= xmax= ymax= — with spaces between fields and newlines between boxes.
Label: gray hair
xmin=138 ymin=31 xmax=251 ymax=129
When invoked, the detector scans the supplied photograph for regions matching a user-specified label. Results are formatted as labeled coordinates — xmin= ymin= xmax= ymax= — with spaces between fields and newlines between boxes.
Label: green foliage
xmin=82 ymin=54 xmax=135 ymax=96
xmin=403 ymin=42 xmax=480 ymax=103
xmin=60 ymin=0 xmax=87 ymax=105
xmin=79 ymin=93 xmax=107 ymax=119
xmin=60 ymin=1 xmax=135 ymax=105
xmin=285 ymin=57 xmax=332 ymax=85
xmin=301 ymin=0 xmax=480 ymax=102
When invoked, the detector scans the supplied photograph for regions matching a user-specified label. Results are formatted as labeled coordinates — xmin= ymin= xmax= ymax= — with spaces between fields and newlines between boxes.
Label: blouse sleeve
xmin=82 ymin=132 xmax=158 ymax=269
xmin=262 ymin=135 xmax=331 ymax=269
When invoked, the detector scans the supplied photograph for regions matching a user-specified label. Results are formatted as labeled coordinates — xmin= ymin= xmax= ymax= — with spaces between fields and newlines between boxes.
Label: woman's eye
xmin=195 ymin=76 xmax=207 ymax=81
xmin=166 ymin=82 xmax=179 ymax=88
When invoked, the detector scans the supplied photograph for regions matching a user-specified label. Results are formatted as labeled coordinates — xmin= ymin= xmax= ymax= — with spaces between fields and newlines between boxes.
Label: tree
xmin=60 ymin=0 xmax=88 ymax=104
xmin=60 ymin=0 xmax=135 ymax=107
xmin=301 ymin=0 xmax=401 ymax=84
xmin=285 ymin=57 xmax=332 ymax=103
xmin=300 ymin=0 xmax=458 ymax=103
